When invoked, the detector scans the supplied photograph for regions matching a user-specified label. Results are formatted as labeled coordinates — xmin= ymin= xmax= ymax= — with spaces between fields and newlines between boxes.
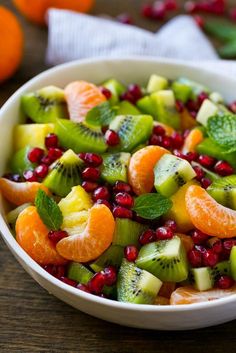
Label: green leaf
xmin=35 ymin=189 xmax=63 ymax=230
xmin=204 ymin=20 xmax=236 ymax=41
xmin=85 ymin=102 xmax=116 ymax=127
xmin=218 ymin=40 xmax=236 ymax=59
xmin=132 ymin=193 xmax=173 ymax=220
xmin=207 ymin=114 xmax=236 ymax=152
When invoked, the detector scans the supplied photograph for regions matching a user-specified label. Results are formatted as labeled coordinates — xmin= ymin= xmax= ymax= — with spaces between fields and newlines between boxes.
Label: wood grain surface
xmin=0 ymin=1 xmax=236 ymax=352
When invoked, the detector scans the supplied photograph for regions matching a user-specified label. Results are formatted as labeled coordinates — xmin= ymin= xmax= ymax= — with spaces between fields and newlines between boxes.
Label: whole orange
xmin=13 ymin=0 xmax=95 ymax=25
xmin=0 ymin=6 xmax=23 ymax=83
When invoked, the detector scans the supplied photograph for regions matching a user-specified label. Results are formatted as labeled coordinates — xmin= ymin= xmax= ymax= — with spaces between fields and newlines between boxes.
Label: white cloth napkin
xmin=46 ymin=10 xmax=236 ymax=76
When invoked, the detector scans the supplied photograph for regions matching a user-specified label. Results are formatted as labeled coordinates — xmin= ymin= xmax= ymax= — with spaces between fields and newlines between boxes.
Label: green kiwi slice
xmin=100 ymin=152 xmax=130 ymax=184
xmin=90 ymin=245 xmax=124 ymax=272
xmin=190 ymin=267 xmax=213 ymax=291
xmin=55 ymin=119 xmax=107 ymax=154
xmin=102 ymin=78 xmax=126 ymax=105
xmin=117 ymin=259 xmax=162 ymax=304
xmin=112 ymin=218 xmax=148 ymax=247
xmin=211 ymin=261 xmax=231 ymax=282
xmin=136 ymin=236 xmax=188 ymax=282
xmin=43 ymin=149 xmax=83 ymax=197
xmin=109 ymin=115 xmax=153 ymax=152
xmin=230 ymin=246 xmax=236 ymax=280
xmin=21 ymin=86 xmax=68 ymax=123
xmin=10 ymin=146 xmax=36 ymax=175
xmin=67 ymin=262 xmax=93 ymax=284
xmin=117 ymin=101 xmax=140 ymax=115
xmin=7 ymin=203 xmax=32 ymax=233
xmin=207 ymin=175 xmax=236 ymax=210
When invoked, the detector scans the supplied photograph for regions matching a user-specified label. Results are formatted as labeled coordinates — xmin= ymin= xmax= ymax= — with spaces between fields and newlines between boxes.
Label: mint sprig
xmin=35 ymin=189 xmax=63 ymax=230
xmin=207 ymin=114 xmax=236 ymax=152
xmin=85 ymin=101 xmax=116 ymax=127
xmin=132 ymin=193 xmax=173 ymax=220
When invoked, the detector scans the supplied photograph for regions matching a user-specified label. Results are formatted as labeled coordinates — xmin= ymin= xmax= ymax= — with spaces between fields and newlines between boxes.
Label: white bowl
xmin=1 ymin=57 xmax=236 ymax=330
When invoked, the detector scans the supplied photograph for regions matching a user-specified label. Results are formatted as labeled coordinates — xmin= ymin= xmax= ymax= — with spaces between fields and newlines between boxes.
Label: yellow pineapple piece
xmin=14 ymin=123 xmax=55 ymax=151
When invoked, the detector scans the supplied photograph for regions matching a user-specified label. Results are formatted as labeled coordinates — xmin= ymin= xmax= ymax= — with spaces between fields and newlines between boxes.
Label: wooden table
xmin=1 ymin=1 xmax=236 ymax=352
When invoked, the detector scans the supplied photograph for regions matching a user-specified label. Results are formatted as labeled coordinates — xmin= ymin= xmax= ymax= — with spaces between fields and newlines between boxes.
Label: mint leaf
xmin=35 ymin=189 xmax=63 ymax=230
xmin=85 ymin=102 xmax=116 ymax=127
xmin=207 ymin=114 xmax=236 ymax=152
xmin=132 ymin=193 xmax=172 ymax=220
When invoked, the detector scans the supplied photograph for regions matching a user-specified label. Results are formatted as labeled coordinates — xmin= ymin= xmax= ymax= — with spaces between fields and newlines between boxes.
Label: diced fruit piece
xmin=190 ymin=267 xmax=213 ymax=291
xmin=176 ymin=77 xmax=209 ymax=100
xmin=230 ymin=246 xmax=236 ymax=280
xmin=180 ymin=108 xmax=197 ymax=131
xmin=100 ymin=152 xmax=130 ymax=184
xmin=117 ymin=259 xmax=162 ymax=304
xmin=109 ymin=115 xmax=153 ymax=152
xmin=176 ymin=233 xmax=194 ymax=253
xmin=10 ymin=146 xmax=36 ymax=175
xmin=196 ymin=99 xmax=219 ymax=126
xmin=102 ymin=78 xmax=126 ymax=104
xmin=55 ymin=119 xmax=107 ymax=154
xmin=0 ymin=178 xmax=49 ymax=206
xmin=65 ymin=81 xmax=106 ymax=122
xmin=211 ymin=261 xmax=231 ymax=282
xmin=67 ymin=262 xmax=93 ymax=284
xmin=90 ymin=245 xmax=124 ymax=272
xmin=182 ymin=128 xmax=204 ymax=154
xmin=136 ymin=96 xmax=156 ymax=117
xmin=207 ymin=175 xmax=236 ymax=210
xmin=112 ymin=218 xmax=148 ymax=247
xmin=171 ymin=81 xmax=192 ymax=103
xmin=147 ymin=74 xmax=168 ymax=93
xmin=128 ymin=145 xmax=170 ymax=195
xmin=136 ymin=236 xmax=188 ymax=282
xmin=21 ymin=86 xmax=68 ymax=123
xmin=7 ymin=203 xmax=32 ymax=230
xmin=43 ymin=149 xmax=83 ymax=197
xmin=14 ymin=123 xmax=55 ymax=151
xmin=151 ymin=90 xmax=180 ymax=129
xmin=117 ymin=101 xmax=140 ymax=115
xmin=15 ymin=206 xmax=66 ymax=265
xmin=154 ymin=154 xmax=196 ymax=197
xmin=191 ymin=161 xmax=220 ymax=182
xmin=185 ymin=185 xmax=236 ymax=238
xmin=56 ymin=204 xmax=115 ymax=262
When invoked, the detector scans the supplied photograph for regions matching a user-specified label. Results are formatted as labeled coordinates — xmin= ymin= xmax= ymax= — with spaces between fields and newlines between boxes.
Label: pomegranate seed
xmin=77 ymin=283 xmax=91 ymax=293
xmin=164 ymin=219 xmax=177 ymax=231
xmin=45 ymin=133 xmax=58 ymax=149
xmin=194 ymin=15 xmax=205 ymax=28
xmin=223 ymin=239 xmax=236 ymax=252
xmin=3 ymin=173 xmax=22 ymax=182
xmin=198 ymin=154 xmax=216 ymax=168
xmin=228 ymin=101 xmax=236 ymax=113
xmin=48 ymin=230 xmax=68 ymax=243
xmin=60 ymin=277 xmax=77 ymax=287
xmin=229 ymin=8 xmax=236 ymax=22
xmin=171 ymin=132 xmax=184 ymax=149
xmin=47 ymin=148 xmax=63 ymax=162
xmin=93 ymin=186 xmax=110 ymax=201
xmin=216 ymin=275 xmax=234 ymax=289
xmin=153 ymin=125 xmax=166 ymax=136
xmin=175 ymin=99 xmax=185 ymax=112
xmin=149 ymin=134 xmax=163 ymax=146
xmin=79 ymin=152 xmax=103 ymax=167
xmin=139 ymin=229 xmax=156 ymax=245
xmin=99 ymin=86 xmax=112 ymax=100
xmin=198 ymin=92 xmax=209 ymax=105
xmin=40 ymin=156 xmax=52 ymax=165
xmin=82 ymin=181 xmax=99 ymax=192
xmin=173 ymin=149 xmax=185 ymax=159
xmin=141 ymin=4 xmax=153 ymax=18
xmin=115 ymin=192 xmax=134 ymax=208
xmin=214 ymin=160 xmax=234 ymax=176
xmin=128 ymin=84 xmax=142 ymax=101
xmin=23 ymin=170 xmax=38 ymax=182
xmin=96 ymin=199 xmax=112 ymax=209
xmin=117 ymin=13 xmax=133 ymax=25
xmin=164 ymin=0 xmax=177 ymax=11
xmin=82 ymin=167 xmax=100 ymax=181
xmin=113 ymin=181 xmax=132 ymax=194
xmin=120 ymin=91 xmax=136 ymax=104
xmin=201 ymin=177 xmax=212 ymax=189
xmin=156 ymin=226 xmax=174 ymax=240
xmin=161 ymin=136 xmax=172 ymax=149
xmin=102 ymin=266 xmax=117 ymax=286
xmin=194 ymin=245 xmax=207 ymax=254
xmin=202 ymin=249 xmax=219 ymax=267
xmin=105 ymin=129 xmax=120 ymax=146
xmin=34 ymin=164 xmax=48 ymax=178
xmin=184 ymin=1 xmax=197 ymax=13
xmin=190 ymin=229 xmax=209 ymax=245
xmin=27 ymin=147 xmax=44 ymax=163
xmin=185 ymin=151 xmax=198 ymax=162
xmin=212 ymin=240 xmax=223 ymax=254
xmin=113 ymin=206 xmax=133 ymax=219
xmin=193 ymin=165 xmax=205 ymax=181
xmin=88 ymin=272 xmax=106 ymax=294
xmin=124 ymin=245 xmax=139 ymax=262
xmin=44 ymin=264 xmax=66 ymax=278
xmin=188 ymin=249 xmax=202 ymax=267
xmin=186 ymin=99 xmax=199 ymax=111
xmin=152 ymin=1 xmax=166 ymax=20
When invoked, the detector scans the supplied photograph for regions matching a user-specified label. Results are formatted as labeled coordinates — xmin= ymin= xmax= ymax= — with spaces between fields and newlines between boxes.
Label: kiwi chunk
xmin=136 ymin=96 xmax=156 ymax=117
xmin=230 ymin=246 xmax=236 ymax=280
xmin=90 ymin=245 xmax=124 ymax=272
xmin=10 ymin=146 xmax=36 ymax=175
xmin=176 ymin=77 xmax=210 ymax=100
xmin=102 ymin=78 xmax=126 ymax=104
xmin=112 ymin=218 xmax=148 ymax=247
xmin=21 ymin=86 xmax=68 ymax=123
xmin=211 ymin=261 xmax=231 ymax=282
xmin=67 ymin=262 xmax=93 ymax=284
xmin=117 ymin=259 xmax=162 ymax=304
xmin=190 ymin=267 xmax=213 ymax=291
xmin=7 ymin=203 xmax=32 ymax=233
xmin=43 ymin=149 xmax=83 ymax=197
xmin=136 ymin=236 xmax=188 ymax=282
xmin=171 ymin=81 xmax=192 ymax=103
xmin=147 ymin=74 xmax=168 ymax=93
xmin=55 ymin=119 xmax=107 ymax=153
xmin=109 ymin=115 xmax=153 ymax=152
xmin=14 ymin=123 xmax=55 ymax=151
xmin=154 ymin=154 xmax=196 ymax=197
xmin=117 ymin=101 xmax=140 ymax=115
xmin=100 ymin=152 xmax=130 ymax=184
xmin=207 ymin=175 xmax=236 ymax=210
xmin=151 ymin=90 xmax=180 ymax=129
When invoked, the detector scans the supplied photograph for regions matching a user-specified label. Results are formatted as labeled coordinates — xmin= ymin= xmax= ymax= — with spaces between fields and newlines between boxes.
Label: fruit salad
xmin=2 ymin=75 xmax=236 ymax=306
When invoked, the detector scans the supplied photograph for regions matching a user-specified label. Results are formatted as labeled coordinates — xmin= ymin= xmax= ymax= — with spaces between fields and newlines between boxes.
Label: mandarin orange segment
xmin=180 ymin=108 xmax=197 ymax=131
xmin=65 ymin=81 xmax=107 ymax=122
xmin=182 ymin=128 xmax=204 ymax=154
xmin=170 ymin=285 xmax=236 ymax=305
xmin=0 ymin=178 xmax=50 ymax=206
xmin=128 ymin=145 xmax=170 ymax=195
xmin=16 ymin=206 xmax=67 ymax=265
xmin=185 ymin=185 xmax=236 ymax=238
xmin=56 ymin=204 xmax=115 ymax=262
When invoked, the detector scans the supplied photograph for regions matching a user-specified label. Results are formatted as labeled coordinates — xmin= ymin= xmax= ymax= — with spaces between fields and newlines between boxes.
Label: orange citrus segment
xmin=176 ymin=233 xmax=194 ymax=253
xmin=182 ymin=128 xmax=204 ymax=154
xmin=128 ymin=145 xmax=170 ymax=195
xmin=16 ymin=206 xmax=67 ymax=265
xmin=180 ymin=108 xmax=197 ymax=131
xmin=186 ymin=185 xmax=236 ymax=238
xmin=56 ymin=204 xmax=115 ymax=262
xmin=65 ymin=81 xmax=107 ymax=122
xmin=0 ymin=178 xmax=50 ymax=206
xmin=170 ymin=285 xmax=236 ymax=305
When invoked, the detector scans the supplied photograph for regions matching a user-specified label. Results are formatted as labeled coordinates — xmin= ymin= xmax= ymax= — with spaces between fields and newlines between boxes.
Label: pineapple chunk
xmin=14 ymin=123 xmax=55 ymax=151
